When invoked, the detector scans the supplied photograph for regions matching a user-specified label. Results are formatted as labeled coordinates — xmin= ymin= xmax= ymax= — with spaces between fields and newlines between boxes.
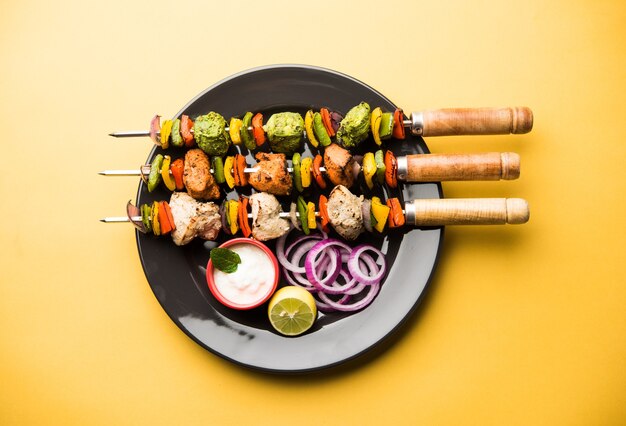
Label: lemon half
xmin=268 ymin=286 xmax=318 ymax=336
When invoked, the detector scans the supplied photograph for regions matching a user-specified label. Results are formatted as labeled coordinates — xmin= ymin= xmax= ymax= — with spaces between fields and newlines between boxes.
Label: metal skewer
xmin=108 ymin=130 xmax=151 ymax=138
xmin=99 ymin=169 xmax=155 ymax=176
xmin=98 ymin=166 xmax=322 ymax=176
xmin=101 ymin=211 xmax=326 ymax=223
xmin=109 ymin=122 xmax=413 ymax=139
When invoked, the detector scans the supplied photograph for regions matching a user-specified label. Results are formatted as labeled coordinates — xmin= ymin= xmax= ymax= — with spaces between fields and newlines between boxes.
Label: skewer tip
xmin=108 ymin=130 xmax=151 ymax=138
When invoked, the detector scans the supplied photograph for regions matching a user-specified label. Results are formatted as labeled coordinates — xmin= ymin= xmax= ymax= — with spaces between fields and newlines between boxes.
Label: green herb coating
xmin=193 ymin=112 xmax=231 ymax=156
xmin=263 ymin=112 xmax=304 ymax=153
xmin=336 ymin=102 xmax=371 ymax=148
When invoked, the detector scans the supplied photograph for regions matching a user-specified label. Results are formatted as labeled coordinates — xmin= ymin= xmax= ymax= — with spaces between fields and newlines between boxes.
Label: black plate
xmin=136 ymin=65 xmax=443 ymax=373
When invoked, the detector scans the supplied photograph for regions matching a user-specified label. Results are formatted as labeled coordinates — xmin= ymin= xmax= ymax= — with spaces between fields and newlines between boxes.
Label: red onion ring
xmin=347 ymin=245 xmax=386 ymax=285
xmin=278 ymin=228 xmax=388 ymax=312
xmin=351 ymin=254 xmax=378 ymax=282
xmin=285 ymin=234 xmax=323 ymax=257
xmin=282 ymin=268 xmax=316 ymax=291
xmin=286 ymin=240 xmax=322 ymax=273
xmin=305 ymin=245 xmax=342 ymax=293
xmin=337 ymin=269 xmax=366 ymax=295
xmin=317 ymin=282 xmax=381 ymax=312
xmin=327 ymin=269 xmax=362 ymax=295
xmin=315 ymin=293 xmax=350 ymax=312
xmin=276 ymin=230 xmax=322 ymax=273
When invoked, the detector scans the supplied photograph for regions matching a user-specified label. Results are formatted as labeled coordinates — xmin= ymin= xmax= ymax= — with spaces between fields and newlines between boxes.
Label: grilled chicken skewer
xmin=104 ymin=199 xmax=528 ymax=225
xmin=99 ymin=152 xmax=520 ymax=180
xmin=101 ymin=188 xmax=529 ymax=245
xmin=99 ymin=148 xmax=521 ymax=199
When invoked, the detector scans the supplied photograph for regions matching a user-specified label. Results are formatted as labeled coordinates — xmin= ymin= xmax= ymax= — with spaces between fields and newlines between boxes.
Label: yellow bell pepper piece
xmin=227 ymin=199 xmax=240 ymax=235
xmin=229 ymin=118 xmax=243 ymax=145
xmin=304 ymin=110 xmax=319 ymax=147
xmin=160 ymin=119 xmax=173 ymax=149
xmin=223 ymin=156 xmax=235 ymax=189
xmin=371 ymin=196 xmax=390 ymax=233
xmin=362 ymin=152 xmax=377 ymax=190
xmin=160 ymin=155 xmax=177 ymax=191
xmin=307 ymin=202 xmax=316 ymax=230
xmin=151 ymin=201 xmax=161 ymax=236
xmin=300 ymin=157 xmax=313 ymax=188
xmin=370 ymin=107 xmax=383 ymax=146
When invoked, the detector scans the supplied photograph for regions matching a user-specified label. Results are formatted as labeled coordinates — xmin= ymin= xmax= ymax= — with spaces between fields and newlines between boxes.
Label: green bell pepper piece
xmin=312 ymin=112 xmax=332 ymax=147
xmin=375 ymin=149 xmax=386 ymax=184
xmin=379 ymin=112 xmax=394 ymax=140
xmin=212 ymin=156 xmax=225 ymax=184
xmin=170 ymin=118 xmax=184 ymax=147
xmin=147 ymin=154 xmax=164 ymax=192
xmin=240 ymin=112 xmax=255 ymax=150
xmin=297 ymin=196 xmax=309 ymax=235
xmin=292 ymin=153 xmax=303 ymax=193
xmin=141 ymin=204 xmax=152 ymax=233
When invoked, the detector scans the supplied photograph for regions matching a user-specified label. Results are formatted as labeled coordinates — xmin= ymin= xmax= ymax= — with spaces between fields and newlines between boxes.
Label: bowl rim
xmin=206 ymin=238 xmax=280 ymax=310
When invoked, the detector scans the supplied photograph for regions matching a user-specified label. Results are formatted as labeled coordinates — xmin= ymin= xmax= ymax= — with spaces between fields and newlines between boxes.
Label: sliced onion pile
xmin=276 ymin=227 xmax=387 ymax=312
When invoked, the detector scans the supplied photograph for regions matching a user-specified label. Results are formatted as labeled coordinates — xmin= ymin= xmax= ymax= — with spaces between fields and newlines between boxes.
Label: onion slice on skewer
xmin=289 ymin=202 xmax=301 ymax=231
xmin=126 ymin=200 xmax=147 ymax=233
xmin=149 ymin=115 xmax=161 ymax=146
xmin=361 ymin=199 xmax=373 ymax=233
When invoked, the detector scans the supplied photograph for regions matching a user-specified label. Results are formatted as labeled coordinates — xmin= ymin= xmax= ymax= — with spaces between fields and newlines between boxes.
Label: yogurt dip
xmin=207 ymin=239 xmax=279 ymax=309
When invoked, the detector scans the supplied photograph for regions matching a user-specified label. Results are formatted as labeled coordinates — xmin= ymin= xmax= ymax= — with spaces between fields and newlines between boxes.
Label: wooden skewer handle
xmin=403 ymin=152 xmax=520 ymax=182
xmin=406 ymin=198 xmax=529 ymax=225
xmin=411 ymin=107 xmax=533 ymax=136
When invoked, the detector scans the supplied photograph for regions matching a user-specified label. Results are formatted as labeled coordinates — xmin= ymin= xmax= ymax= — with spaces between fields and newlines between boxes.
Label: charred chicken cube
xmin=327 ymin=185 xmax=364 ymax=240
xmin=194 ymin=201 xmax=223 ymax=241
xmin=248 ymin=152 xmax=293 ymax=196
xmin=323 ymin=143 xmax=356 ymax=188
xmin=169 ymin=192 xmax=222 ymax=246
xmin=249 ymin=193 xmax=290 ymax=241
xmin=183 ymin=149 xmax=221 ymax=200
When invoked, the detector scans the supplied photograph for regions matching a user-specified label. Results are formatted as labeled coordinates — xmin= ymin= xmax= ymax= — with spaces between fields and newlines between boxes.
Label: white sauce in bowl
xmin=212 ymin=243 xmax=276 ymax=306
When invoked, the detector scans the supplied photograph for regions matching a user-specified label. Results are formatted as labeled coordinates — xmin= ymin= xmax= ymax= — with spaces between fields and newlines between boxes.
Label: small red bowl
xmin=206 ymin=238 xmax=279 ymax=310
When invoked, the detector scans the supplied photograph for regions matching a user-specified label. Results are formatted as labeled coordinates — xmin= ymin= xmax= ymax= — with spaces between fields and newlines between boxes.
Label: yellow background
xmin=1 ymin=0 xmax=625 ymax=424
